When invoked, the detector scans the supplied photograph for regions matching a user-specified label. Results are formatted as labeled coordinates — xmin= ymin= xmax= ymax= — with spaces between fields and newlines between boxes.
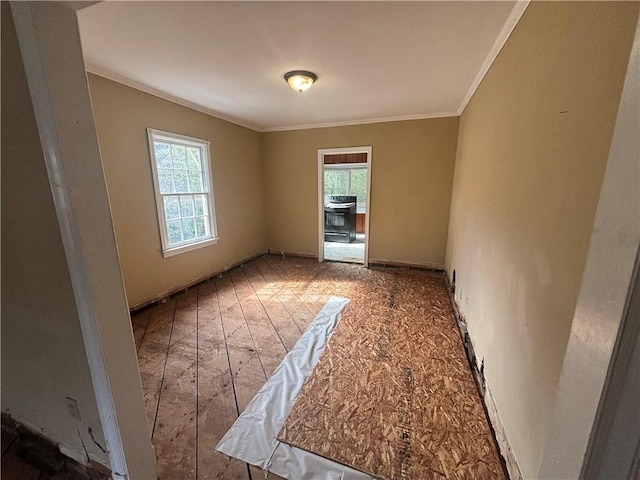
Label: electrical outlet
xmin=65 ymin=397 xmax=81 ymax=421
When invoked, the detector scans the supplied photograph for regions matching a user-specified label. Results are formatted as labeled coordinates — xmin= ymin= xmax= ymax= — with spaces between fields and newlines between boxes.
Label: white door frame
xmin=10 ymin=2 xmax=156 ymax=478
xmin=317 ymin=146 xmax=372 ymax=267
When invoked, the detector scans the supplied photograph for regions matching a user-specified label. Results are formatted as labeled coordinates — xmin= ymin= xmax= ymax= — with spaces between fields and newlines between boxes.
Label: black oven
xmin=324 ymin=195 xmax=356 ymax=243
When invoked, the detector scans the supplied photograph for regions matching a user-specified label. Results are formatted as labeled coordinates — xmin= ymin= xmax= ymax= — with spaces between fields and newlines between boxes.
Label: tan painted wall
xmin=262 ymin=118 xmax=459 ymax=266
xmin=88 ymin=75 xmax=266 ymax=307
xmin=1 ymin=4 xmax=108 ymax=466
xmin=445 ymin=2 xmax=639 ymax=478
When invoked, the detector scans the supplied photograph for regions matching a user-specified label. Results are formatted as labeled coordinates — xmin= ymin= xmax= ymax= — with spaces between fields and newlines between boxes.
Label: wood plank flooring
xmin=132 ymin=255 xmax=503 ymax=480
xmin=132 ymin=256 xmax=324 ymax=480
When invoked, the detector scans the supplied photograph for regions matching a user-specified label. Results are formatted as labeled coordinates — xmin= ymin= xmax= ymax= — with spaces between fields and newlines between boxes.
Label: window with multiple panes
xmin=324 ymin=164 xmax=368 ymax=211
xmin=147 ymin=129 xmax=218 ymax=257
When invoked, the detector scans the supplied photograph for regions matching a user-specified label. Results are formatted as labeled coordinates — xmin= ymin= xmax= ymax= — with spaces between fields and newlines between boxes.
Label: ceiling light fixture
xmin=284 ymin=70 xmax=317 ymax=93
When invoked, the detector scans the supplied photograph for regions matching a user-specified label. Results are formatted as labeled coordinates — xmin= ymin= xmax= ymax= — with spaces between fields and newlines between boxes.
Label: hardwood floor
xmin=1 ymin=255 xmax=501 ymax=479
xmin=132 ymin=256 xmax=327 ymax=480
xmin=132 ymin=255 xmax=503 ymax=479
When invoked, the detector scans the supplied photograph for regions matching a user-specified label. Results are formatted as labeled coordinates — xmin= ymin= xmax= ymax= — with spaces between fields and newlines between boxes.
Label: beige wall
xmin=445 ymin=2 xmax=639 ymax=478
xmin=262 ymin=118 xmax=459 ymax=266
xmin=1 ymin=4 xmax=108 ymax=466
xmin=88 ymin=75 xmax=266 ymax=307
xmin=540 ymin=18 xmax=639 ymax=476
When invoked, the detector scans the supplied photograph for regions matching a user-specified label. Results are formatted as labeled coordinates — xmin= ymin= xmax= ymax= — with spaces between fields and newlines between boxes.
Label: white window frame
xmin=324 ymin=162 xmax=368 ymax=210
xmin=147 ymin=128 xmax=218 ymax=258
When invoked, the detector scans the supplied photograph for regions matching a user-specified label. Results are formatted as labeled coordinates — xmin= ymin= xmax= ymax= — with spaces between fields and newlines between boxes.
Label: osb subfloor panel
xmin=132 ymin=255 xmax=504 ymax=480
xmin=277 ymin=267 xmax=506 ymax=480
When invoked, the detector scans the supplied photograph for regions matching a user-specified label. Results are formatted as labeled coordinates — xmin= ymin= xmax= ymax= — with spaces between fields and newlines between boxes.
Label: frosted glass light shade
xmin=284 ymin=70 xmax=317 ymax=93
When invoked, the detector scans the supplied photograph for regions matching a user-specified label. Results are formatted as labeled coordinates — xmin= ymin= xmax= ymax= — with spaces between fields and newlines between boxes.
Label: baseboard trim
xmin=129 ymin=250 xmax=267 ymax=312
xmin=443 ymin=273 xmax=522 ymax=480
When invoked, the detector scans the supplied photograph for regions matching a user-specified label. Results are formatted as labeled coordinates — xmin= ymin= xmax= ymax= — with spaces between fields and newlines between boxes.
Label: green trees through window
xmin=324 ymin=166 xmax=367 ymax=210
xmin=148 ymin=129 xmax=218 ymax=257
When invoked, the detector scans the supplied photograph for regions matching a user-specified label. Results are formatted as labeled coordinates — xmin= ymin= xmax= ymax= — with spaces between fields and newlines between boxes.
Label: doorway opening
xmin=317 ymin=147 xmax=372 ymax=266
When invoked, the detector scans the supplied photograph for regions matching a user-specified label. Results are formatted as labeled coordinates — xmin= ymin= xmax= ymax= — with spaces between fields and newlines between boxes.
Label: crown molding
xmin=263 ymin=111 xmax=459 ymax=133
xmin=86 ymin=63 xmax=459 ymax=133
xmin=87 ymin=0 xmax=528 ymax=137
xmin=85 ymin=64 xmax=263 ymax=132
xmin=457 ymin=0 xmax=530 ymax=116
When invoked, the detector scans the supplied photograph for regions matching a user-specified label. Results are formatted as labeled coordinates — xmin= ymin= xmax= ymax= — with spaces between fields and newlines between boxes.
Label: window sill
xmin=162 ymin=237 xmax=219 ymax=258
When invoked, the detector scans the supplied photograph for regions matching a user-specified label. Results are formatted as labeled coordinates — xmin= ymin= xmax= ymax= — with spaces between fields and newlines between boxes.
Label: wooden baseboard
xmin=129 ymin=250 xmax=267 ymax=312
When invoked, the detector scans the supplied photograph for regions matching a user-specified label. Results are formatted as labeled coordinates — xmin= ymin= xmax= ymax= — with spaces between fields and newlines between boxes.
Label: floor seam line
xmin=151 ymin=299 xmax=177 ymax=439
xmin=229 ymin=271 xmax=269 ymax=379
xmin=195 ymin=289 xmax=200 ymax=479
xmin=216 ymin=281 xmax=242 ymax=418
xmin=246 ymin=265 xmax=292 ymax=353
xmin=135 ymin=311 xmax=152 ymax=355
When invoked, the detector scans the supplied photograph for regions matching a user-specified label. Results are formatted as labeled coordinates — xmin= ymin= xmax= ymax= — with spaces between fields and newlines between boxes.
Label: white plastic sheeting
xmin=216 ymin=296 xmax=375 ymax=480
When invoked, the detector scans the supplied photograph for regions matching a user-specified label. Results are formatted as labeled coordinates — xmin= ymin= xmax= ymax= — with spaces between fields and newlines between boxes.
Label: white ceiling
xmin=78 ymin=1 xmax=527 ymax=132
